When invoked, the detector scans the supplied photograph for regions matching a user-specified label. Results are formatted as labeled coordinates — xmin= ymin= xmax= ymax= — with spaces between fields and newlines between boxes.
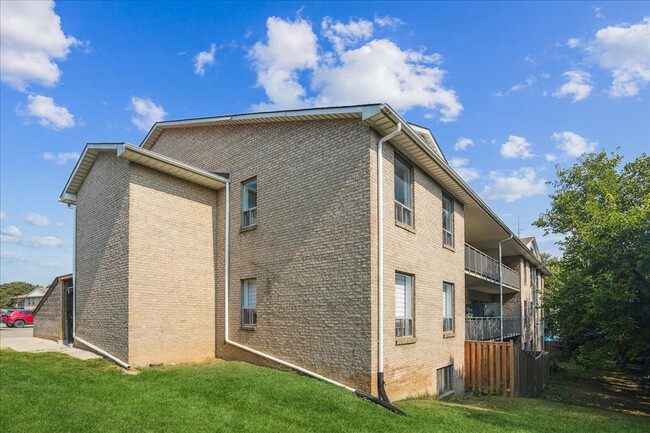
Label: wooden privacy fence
xmin=465 ymin=340 xmax=550 ymax=397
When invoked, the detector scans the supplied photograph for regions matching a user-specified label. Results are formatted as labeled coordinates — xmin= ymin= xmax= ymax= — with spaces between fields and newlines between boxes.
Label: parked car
xmin=1 ymin=310 xmax=34 ymax=328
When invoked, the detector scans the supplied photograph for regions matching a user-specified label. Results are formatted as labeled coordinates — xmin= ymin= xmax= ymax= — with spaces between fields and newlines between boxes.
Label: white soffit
xmin=59 ymin=143 xmax=227 ymax=204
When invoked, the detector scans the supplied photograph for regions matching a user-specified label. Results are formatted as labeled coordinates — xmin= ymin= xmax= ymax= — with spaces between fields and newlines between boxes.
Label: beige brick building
xmin=59 ymin=104 xmax=549 ymax=402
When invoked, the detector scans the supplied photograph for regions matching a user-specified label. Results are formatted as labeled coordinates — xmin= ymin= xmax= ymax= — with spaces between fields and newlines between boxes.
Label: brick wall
xmin=371 ymin=141 xmax=466 ymax=400
xmin=127 ymin=164 xmax=217 ymax=366
xmin=75 ymin=153 xmax=130 ymax=360
xmin=34 ymin=280 xmax=63 ymax=341
xmin=150 ymin=119 xmax=374 ymax=391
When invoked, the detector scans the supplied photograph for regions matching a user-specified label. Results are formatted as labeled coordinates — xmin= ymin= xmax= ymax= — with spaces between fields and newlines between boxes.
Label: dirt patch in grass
xmin=542 ymin=361 xmax=650 ymax=417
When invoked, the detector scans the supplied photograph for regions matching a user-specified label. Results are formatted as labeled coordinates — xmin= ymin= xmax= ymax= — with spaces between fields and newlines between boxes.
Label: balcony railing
xmin=465 ymin=244 xmax=520 ymax=290
xmin=465 ymin=317 xmax=522 ymax=341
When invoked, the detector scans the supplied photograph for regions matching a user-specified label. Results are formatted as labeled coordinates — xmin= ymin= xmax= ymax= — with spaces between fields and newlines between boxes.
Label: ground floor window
xmin=395 ymin=273 xmax=413 ymax=337
xmin=241 ymin=279 xmax=257 ymax=325
xmin=443 ymin=282 xmax=454 ymax=332
xmin=437 ymin=364 xmax=454 ymax=395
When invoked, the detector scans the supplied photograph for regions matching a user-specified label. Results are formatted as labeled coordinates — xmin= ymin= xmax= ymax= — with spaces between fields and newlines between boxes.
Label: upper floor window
xmin=394 ymin=155 xmax=412 ymax=226
xmin=443 ymin=282 xmax=454 ymax=332
xmin=442 ymin=192 xmax=454 ymax=247
xmin=395 ymin=273 xmax=413 ymax=338
xmin=242 ymin=179 xmax=257 ymax=228
xmin=241 ymin=279 xmax=257 ymax=326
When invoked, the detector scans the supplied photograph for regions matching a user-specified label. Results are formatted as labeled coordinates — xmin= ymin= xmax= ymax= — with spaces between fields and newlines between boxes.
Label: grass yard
xmin=1 ymin=350 xmax=648 ymax=433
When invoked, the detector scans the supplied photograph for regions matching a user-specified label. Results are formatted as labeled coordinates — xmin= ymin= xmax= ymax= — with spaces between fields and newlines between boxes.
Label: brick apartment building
xmin=54 ymin=103 xmax=549 ymax=401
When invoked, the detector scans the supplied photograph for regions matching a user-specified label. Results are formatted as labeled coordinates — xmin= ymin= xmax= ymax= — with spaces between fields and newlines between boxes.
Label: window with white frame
xmin=394 ymin=155 xmax=412 ymax=226
xmin=395 ymin=273 xmax=413 ymax=338
xmin=242 ymin=179 xmax=257 ymax=228
xmin=241 ymin=279 xmax=257 ymax=325
xmin=443 ymin=282 xmax=454 ymax=332
xmin=437 ymin=364 xmax=454 ymax=395
xmin=442 ymin=192 xmax=454 ymax=246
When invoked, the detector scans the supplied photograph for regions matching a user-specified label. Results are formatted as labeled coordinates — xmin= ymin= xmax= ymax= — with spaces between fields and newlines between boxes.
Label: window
xmin=242 ymin=179 xmax=257 ymax=228
xmin=241 ymin=279 xmax=257 ymax=326
xmin=442 ymin=192 xmax=454 ymax=246
xmin=437 ymin=364 xmax=454 ymax=395
xmin=443 ymin=282 xmax=454 ymax=332
xmin=395 ymin=273 xmax=413 ymax=337
xmin=394 ymin=155 xmax=412 ymax=226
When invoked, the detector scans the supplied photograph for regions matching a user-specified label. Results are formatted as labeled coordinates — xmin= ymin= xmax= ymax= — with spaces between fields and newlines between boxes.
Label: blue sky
xmin=1 ymin=1 xmax=649 ymax=284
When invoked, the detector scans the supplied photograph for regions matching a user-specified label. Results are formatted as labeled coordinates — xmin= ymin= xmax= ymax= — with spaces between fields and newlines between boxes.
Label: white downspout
xmin=498 ymin=234 xmax=513 ymax=342
xmin=376 ymin=122 xmax=402 ymax=400
xmin=70 ymin=205 xmax=131 ymax=369
xmin=222 ymin=170 xmax=404 ymax=414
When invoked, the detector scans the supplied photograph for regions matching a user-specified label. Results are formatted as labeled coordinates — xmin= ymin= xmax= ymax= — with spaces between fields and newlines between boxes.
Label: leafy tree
xmin=0 ymin=281 xmax=38 ymax=309
xmin=536 ymin=150 xmax=650 ymax=369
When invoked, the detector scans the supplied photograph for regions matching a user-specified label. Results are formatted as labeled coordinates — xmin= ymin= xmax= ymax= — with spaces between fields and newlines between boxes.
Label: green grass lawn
xmin=1 ymin=350 xmax=647 ymax=433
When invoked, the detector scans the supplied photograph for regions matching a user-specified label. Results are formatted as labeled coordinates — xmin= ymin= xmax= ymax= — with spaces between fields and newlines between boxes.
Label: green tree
xmin=536 ymin=150 xmax=650 ymax=369
xmin=0 ymin=281 xmax=38 ymax=309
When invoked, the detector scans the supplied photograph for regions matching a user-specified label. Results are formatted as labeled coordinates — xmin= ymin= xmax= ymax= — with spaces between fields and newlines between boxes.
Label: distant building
xmin=13 ymin=287 xmax=47 ymax=309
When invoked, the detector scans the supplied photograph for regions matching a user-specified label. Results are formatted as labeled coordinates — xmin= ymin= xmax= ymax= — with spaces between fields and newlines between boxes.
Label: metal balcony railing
xmin=465 ymin=317 xmax=522 ymax=341
xmin=464 ymin=243 xmax=521 ymax=290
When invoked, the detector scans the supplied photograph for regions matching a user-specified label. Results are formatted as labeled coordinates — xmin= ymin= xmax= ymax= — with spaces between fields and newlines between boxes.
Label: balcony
xmin=465 ymin=244 xmax=520 ymax=290
xmin=465 ymin=317 xmax=522 ymax=341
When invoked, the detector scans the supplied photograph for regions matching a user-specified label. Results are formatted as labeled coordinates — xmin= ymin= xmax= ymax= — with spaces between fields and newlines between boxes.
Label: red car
xmin=1 ymin=310 xmax=34 ymax=328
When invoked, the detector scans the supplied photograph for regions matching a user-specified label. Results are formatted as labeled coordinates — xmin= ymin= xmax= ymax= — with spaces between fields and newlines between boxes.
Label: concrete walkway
xmin=0 ymin=325 xmax=102 ymax=361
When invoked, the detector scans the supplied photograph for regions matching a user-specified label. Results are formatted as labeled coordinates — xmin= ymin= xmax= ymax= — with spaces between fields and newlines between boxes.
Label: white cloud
xmin=41 ymin=151 xmax=80 ymax=164
xmin=21 ymin=94 xmax=75 ymax=129
xmin=250 ymin=17 xmax=319 ymax=110
xmin=25 ymin=213 xmax=51 ymax=226
xmin=500 ymin=135 xmax=534 ymax=159
xmin=567 ymin=38 xmax=581 ymax=48
xmin=552 ymin=131 xmax=597 ymax=157
xmin=553 ymin=70 xmax=593 ymax=102
xmin=194 ymin=43 xmax=216 ymax=76
xmin=130 ymin=96 xmax=167 ymax=132
xmin=373 ymin=15 xmax=404 ymax=29
xmin=494 ymin=76 xmax=535 ymax=96
xmin=482 ymin=168 xmax=547 ymax=202
xmin=0 ymin=234 xmax=64 ymax=248
xmin=454 ymin=137 xmax=474 ymax=151
xmin=0 ymin=0 xmax=78 ymax=90
xmin=322 ymin=17 xmax=374 ymax=53
xmin=545 ymin=153 xmax=558 ymax=162
xmin=449 ymin=157 xmax=479 ymax=182
xmin=587 ymin=17 xmax=650 ymax=97
xmin=0 ymin=211 xmax=6 ymax=221
xmin=1 ymin=225 xmax=21 ymax=237
xmin=249 ymin=15 xmax=462 ymax=122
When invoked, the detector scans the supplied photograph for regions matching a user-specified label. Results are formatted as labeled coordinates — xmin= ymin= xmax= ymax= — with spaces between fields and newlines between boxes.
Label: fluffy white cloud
xmin=449 ymin=157 xmax=479 ymax=182
xmin=373 ymin=15 xmax=404 ymax=28
xmin=587 ymin=17 xmax=650 ymax=97
xmin=552 ymin=131 xmax=597 ymax=157
xmin=0 ymin=0 xmax=78 ymax=90
xmin=130 ymin=96 xmax=167 ymax=132
xmin=500 ymin=135 xmax=534 ymax=159
xmin=21 ymin=94 xmax=75 ymax=129
xmin=553 ymin=70 xmax=593 ymax=102
xmin=194 ymin=43 xmax=216 ymax=76
xmin=42 ymin=151 xmax=80 ymax=164
xmin=25 ymin=213 xmax=51 ymax=226
xmin=545 ymin=153 xmax=558 ymax=162
xmin=1 ymin=225 xmax=21 ymax=237
xmin=250 ymin=17 xmax=319 ymax=110
xmin=249 ymin=16 xmax=462 ymax=121
xmin=482 ymin=168 xmax=547 ymax=202
xmin=454 ymin=137 xmax=474 ymax=151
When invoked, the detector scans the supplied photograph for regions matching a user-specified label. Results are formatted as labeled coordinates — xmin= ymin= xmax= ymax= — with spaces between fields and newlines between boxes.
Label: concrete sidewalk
xmin=0 ymin=325 xmax=102 ymax=361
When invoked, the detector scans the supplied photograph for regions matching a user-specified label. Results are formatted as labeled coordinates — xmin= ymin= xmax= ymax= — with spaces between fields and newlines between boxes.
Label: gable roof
xmin=33 ymin=273 xmax=72 ymax=316
xmin=60 ymin=143 xmax=230 ymax=204
xmin=139 ymin=103 xmax=550 ymax=274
